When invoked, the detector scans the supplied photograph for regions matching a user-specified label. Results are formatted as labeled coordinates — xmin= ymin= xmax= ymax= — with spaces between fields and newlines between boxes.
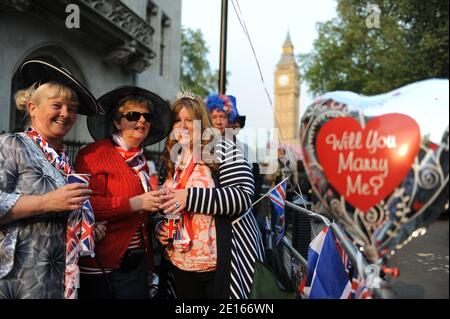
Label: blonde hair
xmin=161 ymin=95 xmax=219 ymax=178
xmin=15 ymin=81 xmax=79 ymax=125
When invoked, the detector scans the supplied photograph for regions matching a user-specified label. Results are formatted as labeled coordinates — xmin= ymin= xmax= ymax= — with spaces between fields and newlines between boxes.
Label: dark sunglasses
xmin=121 ymin=112 xmax=153 ymax=122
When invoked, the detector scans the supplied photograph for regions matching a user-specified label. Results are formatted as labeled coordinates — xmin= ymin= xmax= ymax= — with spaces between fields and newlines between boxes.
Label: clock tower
xmin=274 ymin=31 xmax=300 ymax=146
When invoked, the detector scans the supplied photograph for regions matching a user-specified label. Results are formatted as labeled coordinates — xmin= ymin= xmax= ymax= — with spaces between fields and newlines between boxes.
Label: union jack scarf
xmin=111 ymin=134 xmax=151 ymax=192
xmin=172 ymin=156 xmax=196 ymax=252
xmin=25 ymin=127 xmax=96 ymax=299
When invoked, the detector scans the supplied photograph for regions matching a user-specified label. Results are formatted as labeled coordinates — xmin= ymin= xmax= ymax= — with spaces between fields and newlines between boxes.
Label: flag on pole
xmin=268 ymin=181 xmax=286 ymax=244
xmin=298 ymin=226 xmax=352 ymax=299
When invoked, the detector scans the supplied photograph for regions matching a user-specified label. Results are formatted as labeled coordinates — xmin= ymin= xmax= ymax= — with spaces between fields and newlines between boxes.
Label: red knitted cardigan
xmin=75 ymin=138 xmax=154 ymax=271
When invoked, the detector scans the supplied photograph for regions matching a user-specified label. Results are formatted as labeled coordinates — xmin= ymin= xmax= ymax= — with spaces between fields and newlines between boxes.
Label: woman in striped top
xmin=156 ymin=93 xmax=265 ymax=299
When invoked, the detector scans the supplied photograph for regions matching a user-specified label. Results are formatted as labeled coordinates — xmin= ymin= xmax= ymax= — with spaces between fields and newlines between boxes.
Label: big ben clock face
xmin=278 ymin=74 xmax=289 ymax=86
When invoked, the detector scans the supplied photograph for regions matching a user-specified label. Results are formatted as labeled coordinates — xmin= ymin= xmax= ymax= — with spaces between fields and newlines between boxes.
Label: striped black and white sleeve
xmin=186 ymin=139 xmax=255 ymax=216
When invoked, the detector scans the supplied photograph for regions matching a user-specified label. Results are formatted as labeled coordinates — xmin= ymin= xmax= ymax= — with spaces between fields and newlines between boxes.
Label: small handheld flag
xmin=268 ymin=181 xmax=286 ymax=244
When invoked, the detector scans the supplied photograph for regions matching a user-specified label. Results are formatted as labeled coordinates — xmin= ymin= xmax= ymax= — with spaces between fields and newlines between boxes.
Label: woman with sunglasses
xmin=74 ymin=86 xmax=172 ymax=299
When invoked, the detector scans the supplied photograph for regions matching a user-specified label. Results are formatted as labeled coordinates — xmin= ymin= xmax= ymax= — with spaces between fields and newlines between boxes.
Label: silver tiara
xmin=176 ymin=89 xmax=197 ymax=100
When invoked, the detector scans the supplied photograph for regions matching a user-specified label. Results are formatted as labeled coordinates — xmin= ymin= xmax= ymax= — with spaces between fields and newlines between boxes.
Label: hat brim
xmin=238 ymin=115 xmax=246 ymax=128
xmin=19 ymin=60 xmax=100 ymax=116
xmin=87 ymin=86 xmax=172 ymax=146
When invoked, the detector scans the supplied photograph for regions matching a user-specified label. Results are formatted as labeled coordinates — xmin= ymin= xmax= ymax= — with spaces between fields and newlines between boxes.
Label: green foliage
xmin=180 ymin=27 xmax=218 ymax=97
xmin=300 ymin=0 xmax=449 ymax=96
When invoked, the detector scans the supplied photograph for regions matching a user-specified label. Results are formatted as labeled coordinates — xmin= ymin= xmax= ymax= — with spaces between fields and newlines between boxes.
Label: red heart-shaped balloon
xmin=316 ymin=114 xmax=420 ymax=212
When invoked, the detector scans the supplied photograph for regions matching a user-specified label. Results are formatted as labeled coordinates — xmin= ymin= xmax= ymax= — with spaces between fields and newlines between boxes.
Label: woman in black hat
xmin=0 ymin=60 xmax=100 ymax=299
xmin=75 ymin=86 xmax=172 ymax=299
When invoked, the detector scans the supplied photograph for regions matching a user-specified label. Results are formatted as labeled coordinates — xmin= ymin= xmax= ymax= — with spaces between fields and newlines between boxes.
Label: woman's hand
xmin=40 ymin=183 xmax=92 ymax=212
xmin=155 ymin=220 xmax=169 ymax=246
xmin=130 ymin=190 xmax=162 ymax=213
xmin=93 ymin=221 xmax=107 ymax=242
xmin=1 ymin=183 xmax=91 ymax=225
xmin=158 ymin=189 xmax=188 ymax=214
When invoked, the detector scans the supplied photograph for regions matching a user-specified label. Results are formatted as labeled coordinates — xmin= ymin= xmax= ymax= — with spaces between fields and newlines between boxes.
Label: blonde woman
xmin=0 ymin=60 xmax=99 ymax=298
xmin=155 ymin=92 xmax=265 ymax=299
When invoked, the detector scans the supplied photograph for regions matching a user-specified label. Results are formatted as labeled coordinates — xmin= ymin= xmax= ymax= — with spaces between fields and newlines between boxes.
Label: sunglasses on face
xmin=120 ymin=112 xmax=153 ymax=122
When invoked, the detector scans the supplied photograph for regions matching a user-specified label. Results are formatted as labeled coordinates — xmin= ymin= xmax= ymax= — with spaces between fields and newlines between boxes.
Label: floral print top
xmin=0 ymin=133 xmax=68 ymax=299
xmin=164 ymin=162 xmax=217 ymax=272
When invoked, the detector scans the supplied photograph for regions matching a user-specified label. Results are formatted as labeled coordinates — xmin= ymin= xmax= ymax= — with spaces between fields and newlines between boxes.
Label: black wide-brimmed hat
xmin=87 ymin=86 xmax=172 ymax=146
xmin=19 ymin=59 xmax=101 ymax=116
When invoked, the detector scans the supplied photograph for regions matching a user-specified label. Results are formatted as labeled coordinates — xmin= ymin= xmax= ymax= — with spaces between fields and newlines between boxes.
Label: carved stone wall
xmin=81 ymin=0 xmax=153 ymax=46
xmin=1 ymin=0 xmax=157 ymax=73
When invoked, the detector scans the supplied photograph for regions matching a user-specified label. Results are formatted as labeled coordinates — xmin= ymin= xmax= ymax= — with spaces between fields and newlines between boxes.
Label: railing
xmin=282 ymin=200 xmax=395 ymax=299
xmin=279 ymin=237 xmax=307 ymax=297
xmin=64 ymin=139 xmax=86 ymax=165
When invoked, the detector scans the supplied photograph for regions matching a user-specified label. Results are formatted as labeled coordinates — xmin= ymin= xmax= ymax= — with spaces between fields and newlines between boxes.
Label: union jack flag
xmin=298 ymin=227 xmax=352 ymax=299
xmin=26 ymin=127 xmax=96 ymax=299
xmin=268 ymin=181 xmax=286 ymax=244
xmin=65 ymin=175 xmax=96 ymax=299
xmin=351 ymin=275 xmax=372 ymax=299
xmin=165 ymin=218 xmax=179 ymax=239
xmin=350 ymin=250 xmax=373 ymax=299
xmin=298 ymin=226 xmax=373 ymax=299
xmin=79 ymin=200 xmax=95 ymax=256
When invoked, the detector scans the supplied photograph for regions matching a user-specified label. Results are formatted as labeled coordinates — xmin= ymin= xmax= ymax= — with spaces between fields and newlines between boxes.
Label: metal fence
xmin=265 ymin=196 xmax=315 ymax=298
xmin=276 ymin=199 xmax=395 ymax=299
xmin=279 ymin=237 xmax=307 ymax=296
xmin=256 ymin=194 xmax=309 ymax=298
xmin=64 ymin=139 xmax=86 ymax=165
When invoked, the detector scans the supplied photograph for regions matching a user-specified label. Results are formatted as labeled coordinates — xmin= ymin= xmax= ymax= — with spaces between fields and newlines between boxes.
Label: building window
xmin=159 ymin=14 xmax=171 ymax=76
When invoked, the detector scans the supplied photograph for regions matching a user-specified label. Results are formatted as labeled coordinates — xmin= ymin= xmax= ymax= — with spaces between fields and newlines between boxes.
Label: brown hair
xmin=161 ymin=95 xmax=219 ymax=179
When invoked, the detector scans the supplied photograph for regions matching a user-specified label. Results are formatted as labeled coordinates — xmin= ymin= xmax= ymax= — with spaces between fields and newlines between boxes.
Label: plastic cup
xmin=67 ymin=173 xmax=91 ymax=210
xmin=67 ymin=173 xmax=91 ymax=186
xmin=158 ymin=184 xmax=168 ymax=196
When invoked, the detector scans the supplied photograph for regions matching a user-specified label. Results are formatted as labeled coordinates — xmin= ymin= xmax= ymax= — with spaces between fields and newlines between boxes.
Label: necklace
xmin=177 ymin=152 xmax=192 ymax=171
xmin=178 ymin=162 xmax=187 ymax=170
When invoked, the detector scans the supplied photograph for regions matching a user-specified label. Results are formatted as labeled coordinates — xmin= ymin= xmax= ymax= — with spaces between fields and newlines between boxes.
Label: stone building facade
xmin=0 ymin=0 xmax=181 ymax=154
